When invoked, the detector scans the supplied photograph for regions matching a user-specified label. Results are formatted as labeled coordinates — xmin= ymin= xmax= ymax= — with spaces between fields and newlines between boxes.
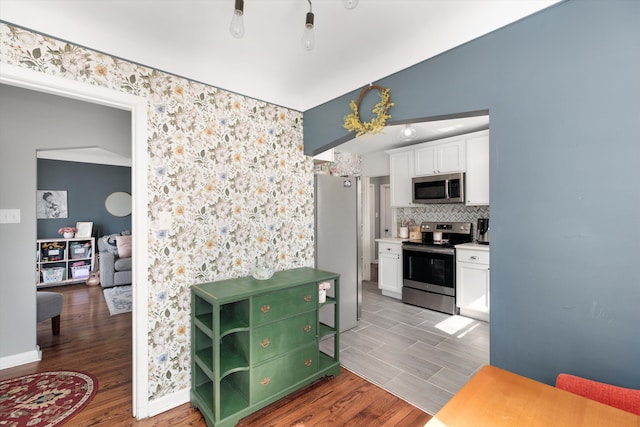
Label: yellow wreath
xmin=343 ymin=85 xmax=394 ymax=137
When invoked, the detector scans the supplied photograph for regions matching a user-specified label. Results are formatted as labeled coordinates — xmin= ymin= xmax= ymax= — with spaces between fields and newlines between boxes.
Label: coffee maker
xmin=477 ymin=218 xmax=490 ymax=245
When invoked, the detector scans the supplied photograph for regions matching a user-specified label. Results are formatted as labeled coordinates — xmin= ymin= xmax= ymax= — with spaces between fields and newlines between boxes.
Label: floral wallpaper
xmin=0 ymin=24 xmax=314 ymax=400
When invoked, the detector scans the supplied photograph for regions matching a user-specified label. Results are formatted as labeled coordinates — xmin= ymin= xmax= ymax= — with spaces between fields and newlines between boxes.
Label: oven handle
xmin=402 ymin=245 xmax=455 ymax=256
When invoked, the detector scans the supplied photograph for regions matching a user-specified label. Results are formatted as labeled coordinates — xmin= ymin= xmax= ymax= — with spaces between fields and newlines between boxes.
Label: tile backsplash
xmin=397 ymin=204 xmax=489 ymax=226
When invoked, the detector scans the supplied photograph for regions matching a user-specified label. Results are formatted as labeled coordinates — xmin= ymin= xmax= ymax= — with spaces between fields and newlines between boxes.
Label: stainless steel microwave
xmin=412 ymin=172 xmax=465 ymax=204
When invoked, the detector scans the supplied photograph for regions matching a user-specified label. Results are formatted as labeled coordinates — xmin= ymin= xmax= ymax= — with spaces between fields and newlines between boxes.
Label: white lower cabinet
xmin=456 ymin=246 xmax=490 ymax=321
xmin=378 ymin=241 xmax=402 ymax=300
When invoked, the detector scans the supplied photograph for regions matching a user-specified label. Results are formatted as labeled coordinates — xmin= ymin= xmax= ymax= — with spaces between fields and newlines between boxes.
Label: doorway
xmin=0 ymin=64 xmax=149 ymax=418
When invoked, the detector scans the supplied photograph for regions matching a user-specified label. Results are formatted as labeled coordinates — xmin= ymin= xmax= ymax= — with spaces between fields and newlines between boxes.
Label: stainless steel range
xmin=402 ymin=221 xmax=473 ymax=315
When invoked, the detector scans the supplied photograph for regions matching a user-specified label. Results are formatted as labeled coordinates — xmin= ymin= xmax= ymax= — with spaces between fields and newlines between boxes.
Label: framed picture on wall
xmin=75 ymin=222 xmax=93 ymax=238
xmin=36 ymin=190 xmax=68 ymax=219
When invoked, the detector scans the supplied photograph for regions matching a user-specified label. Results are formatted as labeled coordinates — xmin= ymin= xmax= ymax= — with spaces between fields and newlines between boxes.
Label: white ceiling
xmin=0 ymin=0 xmax=561 ymax=112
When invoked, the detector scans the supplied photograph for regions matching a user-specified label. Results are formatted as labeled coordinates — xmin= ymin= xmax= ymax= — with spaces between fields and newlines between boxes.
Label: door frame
xmin=1 ymin=64 xmax=150 ymax=418
xmin=380 ymin=184 xmax=391 ymax=238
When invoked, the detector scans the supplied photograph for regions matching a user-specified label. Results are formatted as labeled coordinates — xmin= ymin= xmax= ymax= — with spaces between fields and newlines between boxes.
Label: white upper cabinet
xmin=414 ymin=139 xmax=466 ymax=176
xmin=388 ymin=150 xmax=415 ymax=207
xmin=465 ymin=131 xmax=490 ymax=206
xmin=387 ymin=130 xmax=489 ymax=208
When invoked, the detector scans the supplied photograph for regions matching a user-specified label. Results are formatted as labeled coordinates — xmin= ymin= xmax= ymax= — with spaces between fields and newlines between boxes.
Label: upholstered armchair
xmin=97 ymin=233 xmax=132 ymax=288
xmin=556 ymin=373 xmax=640 ymax=415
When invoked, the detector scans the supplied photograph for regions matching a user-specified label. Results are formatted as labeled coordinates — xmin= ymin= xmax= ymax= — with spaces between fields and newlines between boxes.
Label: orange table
xmin=426 ymin=365 xmax=640 ymax=426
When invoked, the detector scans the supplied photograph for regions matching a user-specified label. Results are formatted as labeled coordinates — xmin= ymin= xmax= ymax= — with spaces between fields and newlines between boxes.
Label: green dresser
xmin=191 ymin=267 xmax=341 ymax=427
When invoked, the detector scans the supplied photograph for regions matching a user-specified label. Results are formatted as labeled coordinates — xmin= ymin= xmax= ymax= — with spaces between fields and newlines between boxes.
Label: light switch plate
xmin=0 ymin=209 xmax=21 ymax=224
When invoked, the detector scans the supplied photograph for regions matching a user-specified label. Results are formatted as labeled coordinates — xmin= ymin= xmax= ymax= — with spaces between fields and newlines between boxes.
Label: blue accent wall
xmin=37 ymin=159 xmax=131 ymax=238
xmin=304 ymin=0 xmax=640 ymax=388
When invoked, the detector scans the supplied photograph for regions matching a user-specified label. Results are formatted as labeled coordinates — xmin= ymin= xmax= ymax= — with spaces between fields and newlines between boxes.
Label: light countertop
xmin=455 ymin=242 xmax=490 ymax=251
xmin=375 ymin=237 xmax=407 ymax=244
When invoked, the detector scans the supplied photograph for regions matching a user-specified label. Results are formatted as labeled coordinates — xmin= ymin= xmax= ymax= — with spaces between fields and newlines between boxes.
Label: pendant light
xmin=302 ymin=0 xmax=315 ymax=51
xmin=229 ymin=0 xmax=245 ymax=39
xmin=229 ymin=0 xmax=355 ymax=50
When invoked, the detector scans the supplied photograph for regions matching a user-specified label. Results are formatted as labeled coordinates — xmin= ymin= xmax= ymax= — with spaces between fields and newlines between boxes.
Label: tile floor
xmin=325 ymin=280 xmax=489 ymax=415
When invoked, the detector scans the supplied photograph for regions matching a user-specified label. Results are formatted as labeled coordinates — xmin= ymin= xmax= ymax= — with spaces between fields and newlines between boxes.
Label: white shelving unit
xmin=36 ymin=237 xmax=95 ymax=287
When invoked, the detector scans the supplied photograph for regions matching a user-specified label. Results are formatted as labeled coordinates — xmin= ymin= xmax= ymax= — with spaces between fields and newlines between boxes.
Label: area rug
xmin=103 ymin=285 xmax=132 ymax=315
xmin=0 ymin=370 xmax=98 ymax=427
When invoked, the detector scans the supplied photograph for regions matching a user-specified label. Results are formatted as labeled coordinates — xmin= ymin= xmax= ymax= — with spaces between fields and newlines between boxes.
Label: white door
xmin=380 ymin=184 xmax=392 ymax=237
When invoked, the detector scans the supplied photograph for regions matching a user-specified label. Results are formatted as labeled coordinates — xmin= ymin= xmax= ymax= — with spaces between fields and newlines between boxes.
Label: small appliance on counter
xmin=477 ymin=218 xmax=490 ymax=245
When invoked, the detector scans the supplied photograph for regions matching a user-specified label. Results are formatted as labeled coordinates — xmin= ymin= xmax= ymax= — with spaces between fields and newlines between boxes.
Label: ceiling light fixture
xmin=302 ymin=0 xmax=315 ymax=51
xmin=342 ymin=0 xmax=359 ymax=10
xmin=229 ymin=0 xmax=244 ymax=39
xmin=229 ymin=0 xmax=357 ymax=50
xmin=400 ymin=124 xmax=417 ymax=140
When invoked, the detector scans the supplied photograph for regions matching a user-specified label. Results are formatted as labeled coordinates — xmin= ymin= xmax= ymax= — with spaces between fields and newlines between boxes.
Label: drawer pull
xmin=260 ymin=338 xmax=271 ymax=348
xmin=303 ymin=295 xmax=312 ymax=302
xmin=470 ymin=256 xmax=479 ymax=260
xmin=304 ymin=359 xmax=313 ymax=367
xmin=260 ymin=377 xmax=271 ymax=386
xmin=303 ymin=324 xmax=312 ymax=333
xmin=260 ymin=304 xmax=271 ymax=314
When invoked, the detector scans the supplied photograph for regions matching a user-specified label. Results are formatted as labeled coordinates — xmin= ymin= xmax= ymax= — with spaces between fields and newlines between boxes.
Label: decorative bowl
xmin=252 ymin=265 xmax=273 ymax=281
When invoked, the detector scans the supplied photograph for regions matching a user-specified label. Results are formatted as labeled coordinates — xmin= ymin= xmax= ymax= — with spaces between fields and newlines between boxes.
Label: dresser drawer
xmin=251 ymin=343 xmax=318 ymax=403
xmin=252 ymin=283 xmax=316 ymax=325
xmin=252 ymin=311 xmax=316 ymax=363
xmin=457 ymin=248 xmax=490 ymax=265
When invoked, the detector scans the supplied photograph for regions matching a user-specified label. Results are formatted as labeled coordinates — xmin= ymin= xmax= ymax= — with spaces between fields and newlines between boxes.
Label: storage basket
xmin=42 ymin=267 xmax=65 ymax=283
xmin=71 ymin=264 xmax=90 ymax=279
xmin=69 ymin=244 xmax=90 ymax=259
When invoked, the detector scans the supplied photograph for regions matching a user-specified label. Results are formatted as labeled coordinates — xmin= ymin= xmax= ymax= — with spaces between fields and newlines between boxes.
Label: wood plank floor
xmin=0 ymin=284 xmax=431 ymax=426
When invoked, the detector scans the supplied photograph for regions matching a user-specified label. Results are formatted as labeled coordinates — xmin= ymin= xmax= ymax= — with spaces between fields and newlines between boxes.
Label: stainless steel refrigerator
xmin=315 ymin=174 xmax=361 ymax=332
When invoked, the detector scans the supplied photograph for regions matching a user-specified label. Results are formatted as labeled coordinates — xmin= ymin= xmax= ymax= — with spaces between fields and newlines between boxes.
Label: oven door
xmin=403 ymin=246 xmax=455 ymax=296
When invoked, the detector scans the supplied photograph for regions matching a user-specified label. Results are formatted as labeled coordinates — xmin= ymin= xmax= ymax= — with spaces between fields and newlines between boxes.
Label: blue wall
xmin=304 ymin=0 xmax=640 ymax=388
xmin=37 ymin=159 xmax=131 ymax=238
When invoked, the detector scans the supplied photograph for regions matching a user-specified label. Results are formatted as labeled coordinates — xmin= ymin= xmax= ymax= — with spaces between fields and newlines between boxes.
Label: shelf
xmin=36 ymin=237 xmax=95 ymax=286
xmin=321 ymin=296 xmax=337 ymax=305
xmin=194 ymin=327 xmax=214 ymax=379
xmin=319 ymin=323 xmax=336 ymax=339
xmin=220 ymin=334 xmax=249 ymax=377
xmin=220 ymin=300 xmax=250 ymax=337
xmin=193 ymin=295 xmax=213 ymax=332
xmin=193 ymin=364 xmax=215 ymax=421
xmin=220 ymin=372 xmax=249 ymax=419
xmin=318 ymin=351 xmax=339 ymax=372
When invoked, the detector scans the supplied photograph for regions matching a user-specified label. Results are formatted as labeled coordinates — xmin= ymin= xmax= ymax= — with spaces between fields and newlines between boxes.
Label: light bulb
xmin=400 ymin=125 xmax=417 ymax=140
xmin=343 ymin=0 xmax=359 ymax=10
xmin=230 ymin=0 xmax=244 ymax=39
xmin=302 ymin=12 xmax=315 ymax=51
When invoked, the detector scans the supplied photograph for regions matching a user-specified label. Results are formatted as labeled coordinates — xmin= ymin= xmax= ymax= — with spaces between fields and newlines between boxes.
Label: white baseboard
xmin=146 ymin=388 xmax=190 ymax=418
xmin=0 ymin=347 xmax=41 ymax=370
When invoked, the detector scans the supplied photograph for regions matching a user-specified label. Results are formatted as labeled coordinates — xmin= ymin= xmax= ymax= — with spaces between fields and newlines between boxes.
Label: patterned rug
xmin=103 ymin=285 xmax=132 ymax=315
xmin=0 ymin=371 xmax=98 ymax=427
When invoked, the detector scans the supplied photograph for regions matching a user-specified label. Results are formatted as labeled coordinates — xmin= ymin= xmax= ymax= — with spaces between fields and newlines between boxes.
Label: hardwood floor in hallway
xmin=332 ymin=280 xmax=489 ymax=415
xmin=1 ymin=283 xmax=430 ymax=426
